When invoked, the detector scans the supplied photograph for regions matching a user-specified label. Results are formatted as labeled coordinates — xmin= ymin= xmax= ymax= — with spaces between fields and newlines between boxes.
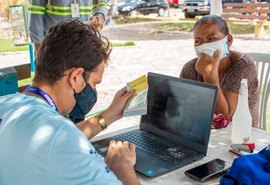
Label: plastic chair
xmin=246 ymin=53 xmax=270 ymax=130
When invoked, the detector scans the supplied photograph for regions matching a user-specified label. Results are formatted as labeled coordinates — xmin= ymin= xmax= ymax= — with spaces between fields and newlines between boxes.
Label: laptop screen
xmin=141 ymin=73 xmax=217 ymax=147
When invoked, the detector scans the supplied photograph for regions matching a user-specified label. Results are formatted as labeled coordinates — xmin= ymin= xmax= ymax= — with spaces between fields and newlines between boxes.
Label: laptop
xmin=92 ymin=72 xmax=218 ymax=177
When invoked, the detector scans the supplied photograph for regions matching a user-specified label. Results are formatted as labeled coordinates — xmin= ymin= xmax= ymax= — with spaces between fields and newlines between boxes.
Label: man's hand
xmin=195 ymin=51 xmax=221 ymax=77
xmin=105 ymin=140 xmax=140 ymax=185
xmin=90 ymin=15 xmax=104 ymax=30
xmin=102 ymin=87 xmax=134 ymax=125
xmin=105 ymin=140 xmax=136 ymax=170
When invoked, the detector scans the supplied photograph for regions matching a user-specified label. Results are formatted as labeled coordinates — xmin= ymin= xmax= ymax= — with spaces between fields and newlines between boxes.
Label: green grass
xmin=113 ymin=17 xmax=161 ymax=24
xmin=154 ymin=22 xmax=195 ymax=32
xmin=227 ymin=22 xmax=255 ymax=34
xmin=0 ymin=39 xmax=29 ymax=52
xmin=153 ymin=22 xmax=255 ymax=35
xmin=112 ymin=41 xmax=135 ymax=47
xmin=113 ymin=17 xmax=256 ymax=35
xmin=18 ymin=77 xmax=32 ymax=87
xmin=0 ymin=39 xmax=135 ymax=53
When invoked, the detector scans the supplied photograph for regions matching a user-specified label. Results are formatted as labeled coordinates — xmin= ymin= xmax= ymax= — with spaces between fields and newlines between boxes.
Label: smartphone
xmin=184 ymin=158 xmax=231 ymax=182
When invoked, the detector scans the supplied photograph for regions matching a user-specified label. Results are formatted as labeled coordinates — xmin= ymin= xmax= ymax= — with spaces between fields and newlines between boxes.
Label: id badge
xmin=71 ymin=3 xmax=80 ymax=18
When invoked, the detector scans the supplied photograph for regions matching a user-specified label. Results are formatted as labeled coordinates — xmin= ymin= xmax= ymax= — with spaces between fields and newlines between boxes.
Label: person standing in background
xmin=29 ymin=0 xmax=108 ymax=52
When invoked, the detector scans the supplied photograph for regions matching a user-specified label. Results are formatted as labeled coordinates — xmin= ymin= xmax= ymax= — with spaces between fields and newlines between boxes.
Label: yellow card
xmin=127 ymin=75 xmax=148 ymax=94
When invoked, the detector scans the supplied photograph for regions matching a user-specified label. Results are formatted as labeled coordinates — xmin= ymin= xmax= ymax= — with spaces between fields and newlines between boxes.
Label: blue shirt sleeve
xmin=49 ymin=124 xmax=122 ymax=185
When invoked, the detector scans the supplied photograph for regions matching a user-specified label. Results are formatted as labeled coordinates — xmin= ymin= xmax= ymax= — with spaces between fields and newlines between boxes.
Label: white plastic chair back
xmin=246 ymin=53 xmax=270 ymax=130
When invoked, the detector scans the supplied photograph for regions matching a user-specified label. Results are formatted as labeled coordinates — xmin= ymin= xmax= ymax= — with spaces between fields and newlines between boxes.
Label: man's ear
xmin=227 ymin=34 xmax=233 ymax=47
xmin=69 ymin=68 xmax=85 ymax=91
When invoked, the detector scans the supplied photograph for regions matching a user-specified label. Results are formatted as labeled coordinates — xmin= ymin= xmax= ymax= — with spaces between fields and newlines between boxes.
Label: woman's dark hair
xmin=33 ymin=20 xmax=112 ymax=85
xmin=193 ymin=15 xmax=229 ymax=35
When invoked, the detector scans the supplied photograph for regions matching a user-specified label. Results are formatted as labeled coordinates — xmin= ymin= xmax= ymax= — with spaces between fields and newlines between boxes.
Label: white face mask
xmin=194 ymin=36 xmax=229 ymax=60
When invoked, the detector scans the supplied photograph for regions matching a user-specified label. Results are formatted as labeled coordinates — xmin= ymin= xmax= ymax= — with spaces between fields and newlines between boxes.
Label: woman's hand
xmin=195 ymin=51 xmax=221 ymax=77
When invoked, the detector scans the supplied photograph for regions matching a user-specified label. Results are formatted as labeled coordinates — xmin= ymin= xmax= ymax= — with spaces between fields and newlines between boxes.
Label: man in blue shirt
xmin=0 ymin=20 xmax=140 ymax=185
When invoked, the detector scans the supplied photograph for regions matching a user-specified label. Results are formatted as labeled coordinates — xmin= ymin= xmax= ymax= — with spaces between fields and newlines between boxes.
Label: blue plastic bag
xmin=220 ymin=145 xmax=270 ymax=185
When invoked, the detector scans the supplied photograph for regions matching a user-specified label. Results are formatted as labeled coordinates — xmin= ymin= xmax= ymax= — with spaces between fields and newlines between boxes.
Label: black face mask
xmin=69 ymin=83 xmax=97 ymax=123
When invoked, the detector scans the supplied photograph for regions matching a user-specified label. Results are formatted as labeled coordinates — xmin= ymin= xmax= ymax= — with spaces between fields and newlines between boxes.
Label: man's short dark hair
xmin=193 ymin=15 xmax=229 ymax=36
xmin=33 ymin=20 xmax=112 ymax=85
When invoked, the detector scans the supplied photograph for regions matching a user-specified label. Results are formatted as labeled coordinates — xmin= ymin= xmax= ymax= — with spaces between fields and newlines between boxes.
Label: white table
xmin=91 ymin=118 xmax=270 ymax=185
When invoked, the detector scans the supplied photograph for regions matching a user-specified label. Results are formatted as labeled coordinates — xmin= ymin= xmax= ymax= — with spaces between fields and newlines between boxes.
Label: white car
xmin=182 ymin=0 xmax=210 ymax=18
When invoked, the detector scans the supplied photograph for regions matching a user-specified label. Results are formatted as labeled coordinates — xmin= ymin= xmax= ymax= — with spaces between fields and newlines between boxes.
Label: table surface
xmin=90 ymin=117 xmax=270 ymax=185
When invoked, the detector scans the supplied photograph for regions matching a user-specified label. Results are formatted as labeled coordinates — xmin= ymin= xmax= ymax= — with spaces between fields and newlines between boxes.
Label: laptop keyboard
xmin=112 ymin=130 xmax=199 ymax=164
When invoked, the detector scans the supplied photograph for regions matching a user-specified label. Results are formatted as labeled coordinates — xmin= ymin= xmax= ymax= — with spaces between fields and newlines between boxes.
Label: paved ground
xmin=1 ymin=22 xmax=270 ymax=130
xmin=101 ymin=21 xmax=193 ymax=40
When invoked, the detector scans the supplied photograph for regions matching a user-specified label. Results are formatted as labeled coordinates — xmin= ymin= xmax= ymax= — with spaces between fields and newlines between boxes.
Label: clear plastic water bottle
xmin=231 ymin=79 xmax=252 ymax=144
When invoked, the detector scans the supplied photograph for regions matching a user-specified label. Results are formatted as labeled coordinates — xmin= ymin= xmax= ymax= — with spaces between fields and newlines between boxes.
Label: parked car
xmin=118 ymin=0 xmax=168 ymax=16
xmin=182 ymin=0 xmax=250 ymax=18
xmin=182 ymin=0 xmax=209 ymax=18
xmin=168 ymin=0 xmax=179 ymax=7
xmin=167 ymin=0 xmax=185 ymax=7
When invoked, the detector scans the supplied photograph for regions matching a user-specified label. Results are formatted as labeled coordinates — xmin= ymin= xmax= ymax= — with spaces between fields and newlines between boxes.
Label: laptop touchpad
xmin=135 ymin=149 xmax=172 ymax=177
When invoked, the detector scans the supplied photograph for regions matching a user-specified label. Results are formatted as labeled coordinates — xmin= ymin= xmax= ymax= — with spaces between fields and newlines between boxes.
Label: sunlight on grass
xmin=114 ymin=17 xmax=161 ymax=24
xmin=154 ymin=22 xmax=194 ymax=32
xmin=0 ymin=39 xmax=29 ymax=52
xmin=0 ymin=40 xmax=135 ymax=53
xmin=112 ymin=41 xmax=135 ymax=47
xmin=227 ymin=22 xmax=255 ymax=34
xmin=154 ymin=22 xmax=255 ymax=34
xmin=18 ymin=77 xmax=32 ymax=87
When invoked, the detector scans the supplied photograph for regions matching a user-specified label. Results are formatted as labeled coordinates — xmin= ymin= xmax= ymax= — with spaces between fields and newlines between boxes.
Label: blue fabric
xmin=0 ymin=93 xmax=122 ymax=185
xmin=220 ymin=145 xmax=270 ymax=185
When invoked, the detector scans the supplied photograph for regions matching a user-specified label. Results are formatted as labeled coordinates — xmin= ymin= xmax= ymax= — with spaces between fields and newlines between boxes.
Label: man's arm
xmin=76 ymin=87 xmax=134 ymax=140
xmin=92 ymin=0 xmax=108 ymax=21
xmin=29 ymin=0 xmax=46 ymax=54
xmin=89 ymin=0 xmax=108 ymax=29
xmin=76 ymin=111 xmax=110 ymax=140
